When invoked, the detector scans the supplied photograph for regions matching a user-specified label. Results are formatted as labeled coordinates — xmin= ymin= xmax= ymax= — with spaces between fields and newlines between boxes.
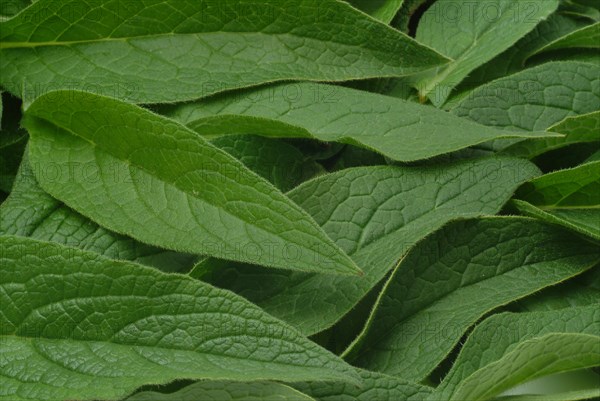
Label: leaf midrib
xmin=0 ymin=29 xmax=399 ymax=55
xmin=0 ymin=334 xmax=335 ymax=376
xmin=28 ymin=114 xmax=341 ymax=265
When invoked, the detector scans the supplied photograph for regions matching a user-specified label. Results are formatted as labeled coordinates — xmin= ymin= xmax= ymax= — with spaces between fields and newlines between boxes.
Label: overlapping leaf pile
xmin=1 ymin=1 xmax=599 ymax=400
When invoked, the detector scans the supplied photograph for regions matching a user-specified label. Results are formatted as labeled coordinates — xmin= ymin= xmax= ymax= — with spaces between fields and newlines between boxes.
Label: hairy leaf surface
xmin=415 ymin=0 xmax=559 ymax=105
xmin=201 ymin=158 xmax=540 ymax=335
xmin=127 ymin=381 xmax=314 ymax=401
xmin=24 ymin=91 xmax=360 ymax=275
xmin=164 ymin=82 xmax=555 ymax=162
xmin=513 ymin=161 xmax=600 ymax=240
xmin=0 ymin=0 xmax=448 ymax=104
xmin=435 ymin=306 xmax=600 ymax=400
xmin=347 ymin=217 xmax=600 ymax=381
xmin=0 ymin=235 xmax=359 ymax=401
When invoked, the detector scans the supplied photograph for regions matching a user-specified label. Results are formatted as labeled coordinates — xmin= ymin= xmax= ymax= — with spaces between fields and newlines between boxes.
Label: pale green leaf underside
xmin=502 ymin=111 xmax=600 ymax=159
xmin=127 ymin=381 xmax=314 ymax=401
xmin=347 ymin=217 xmax=600 ymax=381
xmin=0 ymin=0 xmax=448 ymax=105
xmin=164 ymin=82 xmax=555 ymax=162
xmin=513 ymin=161 xmax=600 ymax=240
xmin=346 ymin=0 xmax=404 ymax=23
xmin=534 ymin=22 xmax=600 ymax=55
xmin=435 ymin=305 xmax=600 ymax=400
xmin=202 ymin=158 xmax=540 ymax=335
xmin=293 ymin=368 xmax=432 ymax=401
xmin=0 ymin=235 xmax=358 ymax=401
xmin=416 ymin=0 xmax=559 ymax=105
xmin=24 ymin=91 xmax=360 ymax=276
xmin=450 ymin=333 xmax=600 ymax=401
xmin=454 ymin=61 xmax=600 ymax=132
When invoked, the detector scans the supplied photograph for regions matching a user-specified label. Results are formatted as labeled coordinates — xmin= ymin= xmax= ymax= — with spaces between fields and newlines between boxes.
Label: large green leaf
xmin=415 ymin=0 xmax=559 ymax=105
xmin=346 ymin=217 xmax=600 ymax=381
xmin=502 ymin=111 xmax=600 ymax=158
xmin=127 ymin=381 xmax=314 ymax=401
xmin=164 ymin=82 xmax=555 ymax=162
xmin=533 ymin=22 xmax=600 ymax=55
xmin=0 ymin=235 xmax=359 ymax=401
xmin=0 ymin=0 xmax=448 ymax=105
xmin=200 ymin=157 xmax=541 ymax=335
xmin=450 ymin=14 xmax=588 ymax=101
xmin=513 ymin=161 xmax=600 ymax=240
xmin=346 ymin=0 xmax=404 ymax=23
xmin=293 ymin=368 xmax=432 ymax=401
xmin=454 ymin=61 xmax=600 ymax=133
xmin=435 ymin=305 xmax=600 ymax=400
xmin=450 ymin=333 xmax=600 ymax=401
xmin=0 ymin=153 xmax=195 ymax=272
xmin=23 ymin=91 xmax=360 ymax=276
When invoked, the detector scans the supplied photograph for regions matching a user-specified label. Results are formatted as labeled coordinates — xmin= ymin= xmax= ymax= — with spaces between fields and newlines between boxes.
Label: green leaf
xmin=533 ymin=22 xmax=600 ymax=55
xmin=0 ymin=0 xmax=32 ymax=18
xmin=450 ymin=14 xmax=588 ymax=101
xmin=513 ymin=161 xmax=600 ymax=240
xmin=517 ymin=267 xmax=600 ymax=311
xmin=23 ymin=91 xmax=360 ymax=276
xmin=435 ymin=305 xmax=600 ymax=400
xmin=210 ymin=135 xmax=323 ymax=192
xmin=502 ymin=111 xmax=600 ymax=159
xmin=164 ymin=82 xmax=556 ymax=162
xmin=0 ymin=0 xmax=448 ymax=105
xmin=200 ymin=157 xmax=541 ymax=335
xmin=346 ymin=0 xmax=404 ymax=23
xmin=497 ymin=389 xmax=600 ymax=401
xmin=415 ymin=0 xmax=559 ymax=106
xmin=450 ymin=333 xmax=600 ymax=401
xmin=454 ymin=61 xmax=600 ymax=133
xmin=0 ymin=235 xmax=359 ymax=401
xmin=0 ymin=153 xmax=196 ymax=272
xmin=127 ymin=381 xmax=314 ymax=401
xmin=346 ymin=217 xmax=600 ymax=381
xmin=293 ymin=368 xmax=432 ymax=401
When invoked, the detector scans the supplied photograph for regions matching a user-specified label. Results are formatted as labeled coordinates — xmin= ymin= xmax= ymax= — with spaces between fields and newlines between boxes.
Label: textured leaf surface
xmin=24 ymin=91 xmax=360 ymax=275
xmin=415 ymin=0 xmax=559 ymax=105
xmin=435 ymin=306 xmax=600 ymax=400
xmin=201 ymin=158 xmax=541 ymax=335
xmin=454 ymin=61 xmax=600 ymax=132
xmin=534 ymin=22 xmax=600 ymax=55
xmin=0 ymin=235 xmax=359 ymax=401
xmin=127 ymin=381 xmax=314 ymax=401
xmin=164 ymin=82 xmax=555 ymax=162
xmin=347 ymin=217 xmax=600 ymax=381
xmin=293 ymin=369 xmax=432 ymax=401
xmin=502 ymin=111 xmax=600 ymax=158
xmin=0 ymin=0 xmax=448 ymax=104
xmin=346 ymin=0 xmax=404 ymax=23
xmin=450 ymin=333 xmax=600 ymax=401
xmin=210 ymin=135 xmax=323 ymax=192
xmin=450 ymin=14 xmax=588 ymax=101
xmin=0 ymin=154 xmax=195 ymax=272
xmin=513 ymin=161 xmax=600 ymax=240
xmin=518 ymin=268 xmax=600 ymax=312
